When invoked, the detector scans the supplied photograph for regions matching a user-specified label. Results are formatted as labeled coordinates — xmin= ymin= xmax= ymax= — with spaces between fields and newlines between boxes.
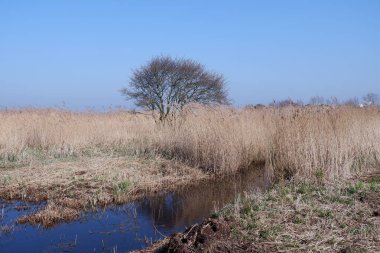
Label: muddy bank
xmin=141 ymin=218 xmax=276 ymax=253
xmin=138 ymin=173 xmax=380 ymax=253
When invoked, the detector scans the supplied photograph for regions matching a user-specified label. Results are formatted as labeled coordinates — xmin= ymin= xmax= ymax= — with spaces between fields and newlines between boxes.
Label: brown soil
xmin=138 ymin=218 xmax=276 ymax=253
xmin=363 ymin=171 xmax=380 ymax=217
xmin=364 ymin=190 xmax=380 ymax=217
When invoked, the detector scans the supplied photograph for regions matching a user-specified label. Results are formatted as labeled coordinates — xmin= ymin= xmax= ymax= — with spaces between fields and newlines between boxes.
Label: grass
xmin=0 ymin=105 xmax=379 ymax=227
xmin=191 ymin=176 xmax=380 ymax=252
xmin=115 ymin=180 xmax=132 ymax=193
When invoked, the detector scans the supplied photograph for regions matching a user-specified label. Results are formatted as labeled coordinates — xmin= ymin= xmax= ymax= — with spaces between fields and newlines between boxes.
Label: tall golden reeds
xmin=1 ymin=106 xmax=379 ymax=183
xmin=0 ymin=108 xmax=155 ymax=160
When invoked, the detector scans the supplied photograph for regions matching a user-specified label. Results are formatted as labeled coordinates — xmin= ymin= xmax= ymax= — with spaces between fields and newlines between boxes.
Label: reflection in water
xmin=139 ymin=168 xmax=268 ymax=229
xmin=0 ymin=167 xmax=268 ymax=253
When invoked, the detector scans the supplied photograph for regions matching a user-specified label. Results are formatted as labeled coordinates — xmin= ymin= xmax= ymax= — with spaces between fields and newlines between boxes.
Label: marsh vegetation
xmin=1 ymin=105 xmax=379 ymax=178
xmin=0 ymin=105 xmax=379 ymax=251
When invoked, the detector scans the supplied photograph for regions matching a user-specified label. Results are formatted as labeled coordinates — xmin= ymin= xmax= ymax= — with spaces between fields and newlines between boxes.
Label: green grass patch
xmin=115 ymin=180 xmax=132 ymax=193
xmin=368 ymin=176 xmax=380 ymax=184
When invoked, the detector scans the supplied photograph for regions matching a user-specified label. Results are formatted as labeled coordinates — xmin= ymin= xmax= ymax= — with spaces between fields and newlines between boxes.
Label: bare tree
xmin=268 ymin=98 xmax=303 ymax=108
xmin=278 ymin=98 xmax=301 ymax=107
xmin=343 ymin=97 xmax=360 ymax=106
xmin=309 ymin=96 xmax=325 ymax=105
xmin=362 ymin=93 xmax=379 ymax=106
xmin=121 ymin=56 xmax=229 ymax=121
xmin=326 ymin=96 xmax=339 ymax=106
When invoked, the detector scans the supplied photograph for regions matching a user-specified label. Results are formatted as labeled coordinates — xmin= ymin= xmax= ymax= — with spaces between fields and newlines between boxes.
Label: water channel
xmin=0 ymin=168 xmax=268 ymax=253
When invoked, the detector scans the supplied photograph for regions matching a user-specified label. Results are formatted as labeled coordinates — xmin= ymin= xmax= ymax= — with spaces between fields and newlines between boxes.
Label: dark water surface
xmin=0 ymin=168 xmax=268 ymax=253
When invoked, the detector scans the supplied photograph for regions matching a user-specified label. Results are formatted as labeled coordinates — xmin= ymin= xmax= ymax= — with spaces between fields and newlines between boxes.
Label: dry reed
xmin=0 ymin=108 xmax=155 ymax=164
xmin=154 ymin=105 xmax=380 ymax=182
xmin=1 ymin=105 xmax=379 ymax=183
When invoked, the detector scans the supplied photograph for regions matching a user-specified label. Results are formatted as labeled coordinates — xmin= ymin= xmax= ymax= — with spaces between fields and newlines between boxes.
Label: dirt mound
xmin=165 ymin=218 xmax=234 ymax=253
xmin=362 ymin=171 xmax=380 ymax=217
xmin=363 ymin=190 xmax=380 ymax=217
xmin=140 ymin=218 xmax=274 ymax=253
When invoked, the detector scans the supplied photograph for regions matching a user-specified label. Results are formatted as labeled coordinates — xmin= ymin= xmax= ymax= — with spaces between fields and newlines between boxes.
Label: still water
xmin=0 ymin=168 xmax=268 ymax=253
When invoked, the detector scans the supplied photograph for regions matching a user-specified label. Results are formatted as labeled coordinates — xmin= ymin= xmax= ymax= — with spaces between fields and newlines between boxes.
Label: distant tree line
xmin=307 ymin=93 xmax=379 ymax=107
xmin=248 ymin=93 xmax=379 ymax=109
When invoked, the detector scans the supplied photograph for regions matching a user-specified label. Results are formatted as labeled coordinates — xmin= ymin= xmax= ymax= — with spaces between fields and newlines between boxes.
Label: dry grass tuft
xmin=17 ymin=203 xmax=80 ymax=228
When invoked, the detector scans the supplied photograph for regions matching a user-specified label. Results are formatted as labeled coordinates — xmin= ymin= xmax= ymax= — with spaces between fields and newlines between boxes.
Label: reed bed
xmin=0 ymin=108 xmax=155 ymax=163
xmin=0 ymin=105 xmax=379 ymax=183
xmin=154 ymin=105 xmax=380 ymax=182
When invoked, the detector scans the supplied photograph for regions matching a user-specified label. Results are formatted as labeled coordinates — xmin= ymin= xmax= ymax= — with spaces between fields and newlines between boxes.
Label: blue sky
xmin=1 ymin=0 xmax=379 ymax=110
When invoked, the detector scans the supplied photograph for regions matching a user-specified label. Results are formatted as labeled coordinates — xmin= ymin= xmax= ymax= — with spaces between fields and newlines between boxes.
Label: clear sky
xmin=1 ymin=0 xmax=379 ymax=110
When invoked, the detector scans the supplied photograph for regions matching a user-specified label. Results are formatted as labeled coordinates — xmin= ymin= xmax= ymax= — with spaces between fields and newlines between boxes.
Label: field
xmin=0 ymin=105 xmax=380 ymax=250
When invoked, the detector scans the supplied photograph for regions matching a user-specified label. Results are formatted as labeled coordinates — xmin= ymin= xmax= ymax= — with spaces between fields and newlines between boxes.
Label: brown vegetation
xmin=17 ymin=203 xmax=80 ymax=228
xmin=139 ymin=173 xmax=380 ymax=253
xmin=155 ymin=105 xmax=380 ymax=182
xmin=0 ymin=108 xmax=155 ymax=162
xmin=0 ymin=156 xmax=205 ymax=227
xmin=0 ymin=105 xmax=379 ymax=226
xmin=2 ymin=105 xmax=379 ymax=180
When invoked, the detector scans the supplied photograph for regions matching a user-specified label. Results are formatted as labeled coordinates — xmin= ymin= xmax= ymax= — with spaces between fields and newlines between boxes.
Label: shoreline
xmin=137 ymin=171 xmax=380 ymax=253
xmin=0 ymin=153 xmax=209 ymax=227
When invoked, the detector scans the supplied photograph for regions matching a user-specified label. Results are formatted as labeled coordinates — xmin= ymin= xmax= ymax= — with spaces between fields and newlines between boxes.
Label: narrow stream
xmin=0 ymin=168 xmax=268 ymax=253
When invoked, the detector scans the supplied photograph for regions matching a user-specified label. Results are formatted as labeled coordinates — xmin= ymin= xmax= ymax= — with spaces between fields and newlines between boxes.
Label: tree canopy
xmin=121 ymin=56 xmax=229 ymax=121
